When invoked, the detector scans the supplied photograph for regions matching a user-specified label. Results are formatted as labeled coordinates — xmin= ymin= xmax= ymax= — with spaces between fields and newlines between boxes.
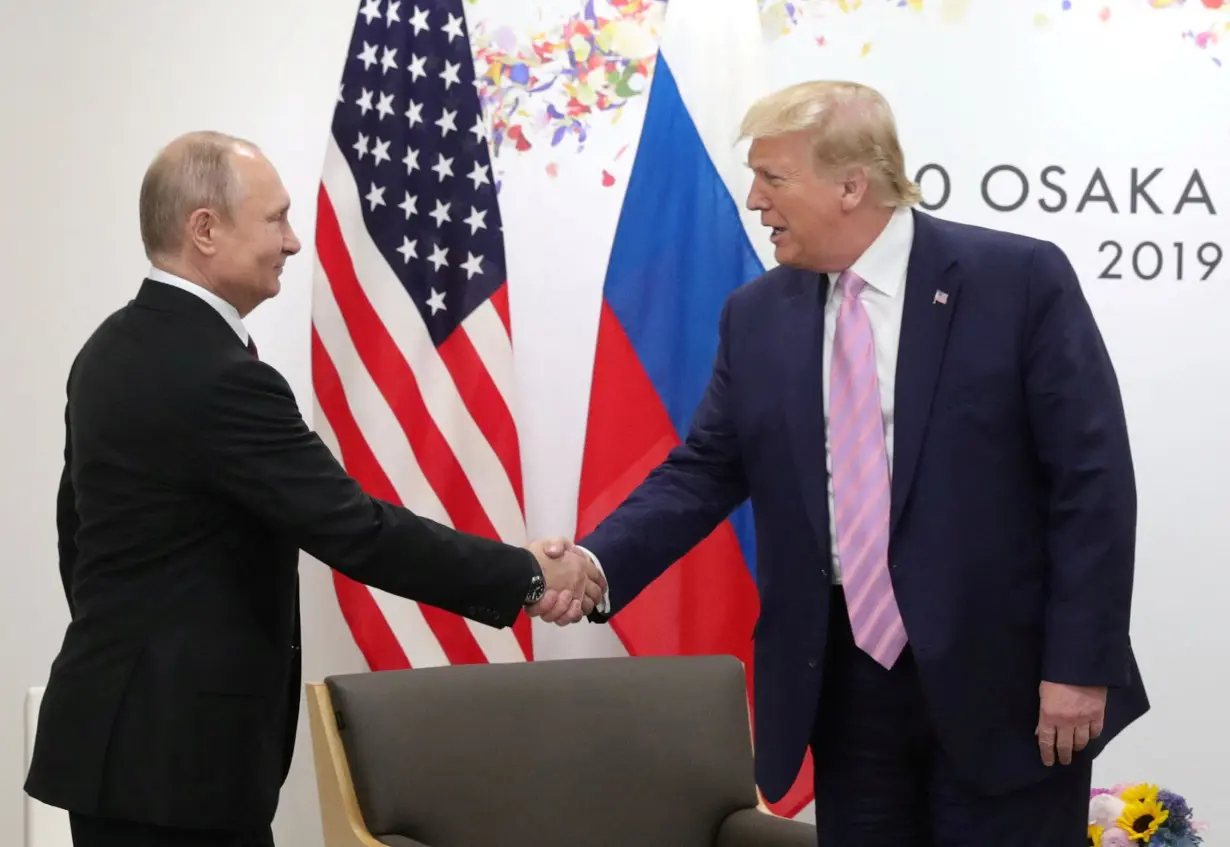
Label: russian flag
xmin=574 ymin=0 xmax=814 ymax=820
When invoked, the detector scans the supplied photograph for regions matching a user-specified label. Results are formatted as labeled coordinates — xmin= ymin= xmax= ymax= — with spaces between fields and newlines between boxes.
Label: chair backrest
xmin=325 ymin=654 xmax=760 ymax=846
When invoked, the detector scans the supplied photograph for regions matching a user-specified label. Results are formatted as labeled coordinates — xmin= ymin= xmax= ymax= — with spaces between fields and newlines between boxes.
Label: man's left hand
xmin=1036 ymin=681 xmax=1107 ymax=766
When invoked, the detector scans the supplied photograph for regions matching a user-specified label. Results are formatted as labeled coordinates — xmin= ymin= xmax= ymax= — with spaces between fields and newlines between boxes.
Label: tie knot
xmin=838 ymin=269 xmax=866 ymax=299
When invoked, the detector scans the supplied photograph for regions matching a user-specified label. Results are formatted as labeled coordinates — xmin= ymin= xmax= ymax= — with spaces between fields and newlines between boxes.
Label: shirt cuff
xmin=573 ymin=545 xmax=610 ymax=615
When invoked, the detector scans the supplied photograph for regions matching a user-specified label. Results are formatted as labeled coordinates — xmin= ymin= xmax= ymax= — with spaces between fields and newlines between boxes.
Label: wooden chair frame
xmin=306 ymin=681 xmax=385 ymax=847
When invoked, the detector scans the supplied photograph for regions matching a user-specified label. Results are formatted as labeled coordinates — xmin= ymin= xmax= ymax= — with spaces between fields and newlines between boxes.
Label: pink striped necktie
xmin=829 ymin=269 xmax=907 ymax=669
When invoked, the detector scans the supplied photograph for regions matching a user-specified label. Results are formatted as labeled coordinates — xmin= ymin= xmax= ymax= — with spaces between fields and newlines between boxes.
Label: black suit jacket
xmin=25 ymin=279 xmax=537 ymax=831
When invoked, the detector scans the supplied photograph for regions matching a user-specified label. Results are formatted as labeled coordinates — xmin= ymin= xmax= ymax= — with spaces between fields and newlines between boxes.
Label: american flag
xmin=310 ymin=0 xmax=532 ymax=670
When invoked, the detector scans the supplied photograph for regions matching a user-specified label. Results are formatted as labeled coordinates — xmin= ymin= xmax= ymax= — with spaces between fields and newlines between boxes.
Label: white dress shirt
xmin=147 ymin=266 xmax=249 ymax=346
xmin=582 ymin=206 xmax=915 ymax=609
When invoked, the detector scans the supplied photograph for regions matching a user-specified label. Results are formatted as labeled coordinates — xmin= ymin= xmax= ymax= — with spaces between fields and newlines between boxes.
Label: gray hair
xmin=740 ymin=81 xmax=921 ymax=207
xmin=138 ymin=130 xmax=258 ymax=259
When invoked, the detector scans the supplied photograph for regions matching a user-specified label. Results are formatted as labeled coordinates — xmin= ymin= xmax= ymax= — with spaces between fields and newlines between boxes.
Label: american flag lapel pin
xmin=932 ymin=290 xmax=949 ymax=305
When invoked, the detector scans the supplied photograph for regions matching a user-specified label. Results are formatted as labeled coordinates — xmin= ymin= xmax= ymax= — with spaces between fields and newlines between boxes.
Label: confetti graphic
xmin=470 ymin=0 xmax=1229 ymax=161
xmin=470 ymin=0 xmax=666 ymax=157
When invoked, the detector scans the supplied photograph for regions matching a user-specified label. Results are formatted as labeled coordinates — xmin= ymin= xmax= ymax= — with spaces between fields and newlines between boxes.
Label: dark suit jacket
xmin=25 ymin=279 xmax=537 ymax=831
xmin=583 ymin=210 xmax=1149 ymax=802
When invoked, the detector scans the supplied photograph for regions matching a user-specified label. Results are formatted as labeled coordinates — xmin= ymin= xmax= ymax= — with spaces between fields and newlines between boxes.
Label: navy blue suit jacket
xmin=582 ymin=209 xmax=1148 ymax=802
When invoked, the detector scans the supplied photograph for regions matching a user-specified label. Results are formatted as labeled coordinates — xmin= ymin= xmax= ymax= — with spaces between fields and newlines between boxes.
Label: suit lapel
xmin=779 ymin=269 xmax=833 ymax=550
xmin=890 ymin=211 xmax=960 ymax=534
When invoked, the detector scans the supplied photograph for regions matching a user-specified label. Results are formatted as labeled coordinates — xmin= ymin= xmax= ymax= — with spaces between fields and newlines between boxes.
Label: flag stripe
xmin=310 ymin=386 xmax=453 ymax=670
xmin=309 ymin=341 xmax=414 ymax=670
xmin=312 ymin=241 xmax=497 ymax=668
xmin=320 ymin=137 xmax=525 ymax=545
xmin=439 ymin=314 xmax=525 ymax=516
xmin=312 ymin=262 xmax=450 ymax=524
xmin=488 ymin=282 xmax=513 ymax=337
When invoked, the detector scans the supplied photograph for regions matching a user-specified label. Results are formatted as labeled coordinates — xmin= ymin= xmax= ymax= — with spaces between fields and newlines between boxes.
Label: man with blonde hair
xmin=26 ymin=131 xmax=602 ymax=847
xmin=541 ymin=81 xmax=1147 ymax=844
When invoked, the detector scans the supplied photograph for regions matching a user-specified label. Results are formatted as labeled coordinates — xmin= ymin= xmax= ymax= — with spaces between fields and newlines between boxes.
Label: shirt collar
xmin=827 ymin=205 xmax=914 ymax=298
xmin=146 ymin=266 xmax=248 ymax=345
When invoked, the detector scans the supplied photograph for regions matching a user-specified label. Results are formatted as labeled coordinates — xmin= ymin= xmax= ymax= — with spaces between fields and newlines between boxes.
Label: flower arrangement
xmin=1088 ymin=784 xmax=1208 ymax=846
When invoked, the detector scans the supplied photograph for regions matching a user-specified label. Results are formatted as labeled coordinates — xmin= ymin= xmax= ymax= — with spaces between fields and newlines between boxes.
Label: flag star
xmin=407 ymin=54 xmax=427 ymax=82
xmin=463 ymin=206 xmax=487 ymax=234
xmin=372 ymin=138 xmax=391 ymax=166
xmin=376 ymin=91 xmax=395 ymax=120
xmin=469 ymin=114 xmax=488 ymax=144
xmin=442 ymin=12 xmax=465 ymax=42
xmin=396 ymin=236 xmax=418 ymax=263
xmin=385 ymin=0 xmax=401 ymax=25
xmin=398 ymin=191 xmax=418 ymax=219
xmin=402 ymin=146 xmax=419 ymax=175
xmin=380 ymin=46 xmax=398 ymax=74
xmin=431 ymin=153 xmax=454 ymax=181
xmin=356 ymin=88 xmax=374 ymax=115
xmin=467 ymin=161 xmax=490 ymax=189
xmin=441 ymin=60 xmax=461 ymax=89
xmin=353 ymin=132 xmax=370 ymax=160
xmin=338 ymin=83 xmax=345 ymax=103
xmin=357 ymin=41 xmax=379 ymax=69
xmin=426 ymin=288 xmax=446 ymax=314
xmin=405 ymin=99 xmax=423 ymax=128
xmin=429 ymin=200 xmax=452 ymax=227
xmin=408 ymin=4 xmax=430 ymax=35
xmin=461 ymin=252 xmax=484 ymax=279
xmin=365 ymin=183 xmax=386 ymax=210
xmin=427 ymin=244 xmax=449 ymax=271
xmin=359 ymin=0 xmax=381 ymax=24
xmin=435 ymin=108 xmax=457 ymax=136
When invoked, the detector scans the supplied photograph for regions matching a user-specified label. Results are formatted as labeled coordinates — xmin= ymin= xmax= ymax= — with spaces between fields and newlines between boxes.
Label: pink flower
xmin=1100 ymin=829 xmax=1132 ymax=847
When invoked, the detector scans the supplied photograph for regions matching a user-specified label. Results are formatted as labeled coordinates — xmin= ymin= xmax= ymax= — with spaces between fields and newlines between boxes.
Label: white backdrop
xmin=1 ymin=1 xmax=1227 ymax=845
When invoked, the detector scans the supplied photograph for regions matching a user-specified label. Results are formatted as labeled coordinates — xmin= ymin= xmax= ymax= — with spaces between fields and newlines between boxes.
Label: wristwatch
xmin=524 ymin=554 xmax=546 ymax=605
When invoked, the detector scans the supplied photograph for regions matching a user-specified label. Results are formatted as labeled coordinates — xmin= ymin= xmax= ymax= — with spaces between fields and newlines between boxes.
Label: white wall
xmin=2 ymin=1 xmax=1227 ymax=844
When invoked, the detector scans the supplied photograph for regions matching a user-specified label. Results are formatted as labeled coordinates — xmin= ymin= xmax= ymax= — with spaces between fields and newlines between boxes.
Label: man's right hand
xmin=524 ymin=537 xmax=606 ymax=625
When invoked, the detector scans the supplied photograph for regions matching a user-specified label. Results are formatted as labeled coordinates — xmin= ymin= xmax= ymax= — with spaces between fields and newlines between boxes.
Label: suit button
xmin=807 ymin=657 xmax=819 ymax=669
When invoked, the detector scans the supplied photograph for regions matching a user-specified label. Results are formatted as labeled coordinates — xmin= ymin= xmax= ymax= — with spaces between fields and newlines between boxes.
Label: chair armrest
xmin=716 ymin=808 xmax=816 ymax=847
xmin=375 ymin=836 xmax=431 ymax=847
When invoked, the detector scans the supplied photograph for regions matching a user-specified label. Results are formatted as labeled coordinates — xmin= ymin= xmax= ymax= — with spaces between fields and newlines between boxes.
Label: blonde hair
xmin=138 ymin=130 xmax=259 ymax=260
xmin=739 ymin=81 xmax=921 ymax=207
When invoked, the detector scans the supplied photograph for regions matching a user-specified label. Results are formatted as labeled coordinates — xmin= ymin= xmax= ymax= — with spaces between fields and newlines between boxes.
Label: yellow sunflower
xmin=1119 ymin=783 xmax=1160 ymax=805
xmin=1117 ymin=795 xmax=1169 ymax=842
xmin=1087 ymin=823 xmax=1104 ymax=846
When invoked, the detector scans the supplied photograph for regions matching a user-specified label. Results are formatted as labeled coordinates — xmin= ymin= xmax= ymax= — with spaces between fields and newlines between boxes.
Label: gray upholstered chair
xmin=306 ymin=654 xmax=816 ymax=846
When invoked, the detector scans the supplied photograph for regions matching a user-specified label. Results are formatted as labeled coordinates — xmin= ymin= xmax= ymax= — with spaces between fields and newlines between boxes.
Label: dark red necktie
xmin=246 ymin=336 xmax=259 ymax=360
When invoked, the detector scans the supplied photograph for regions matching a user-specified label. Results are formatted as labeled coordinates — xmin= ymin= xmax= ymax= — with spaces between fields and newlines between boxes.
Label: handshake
xmin=523 ymin=538 xmax=607 ymax=625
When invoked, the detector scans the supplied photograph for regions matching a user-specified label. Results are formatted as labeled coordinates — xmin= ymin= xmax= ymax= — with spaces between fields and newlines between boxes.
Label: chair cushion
xmin=326 ymin=654 xmax=759 ymax=846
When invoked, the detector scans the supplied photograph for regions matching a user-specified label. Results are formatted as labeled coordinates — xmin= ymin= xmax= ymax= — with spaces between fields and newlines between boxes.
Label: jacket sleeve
xmin=582 ymin=295 xmax=750 ymax=619
xmin=1024 ymin=240 xmax=1138 ymax=687
xmin=197 ymin=355 xmax=536 ymax=629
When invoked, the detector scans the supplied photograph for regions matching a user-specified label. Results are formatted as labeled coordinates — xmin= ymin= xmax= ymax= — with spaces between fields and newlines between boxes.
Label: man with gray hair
xmin=26 ymin=131 xmax=604 ymax=847
xmin=540 ymin=80 xmax=1147 ymax=844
